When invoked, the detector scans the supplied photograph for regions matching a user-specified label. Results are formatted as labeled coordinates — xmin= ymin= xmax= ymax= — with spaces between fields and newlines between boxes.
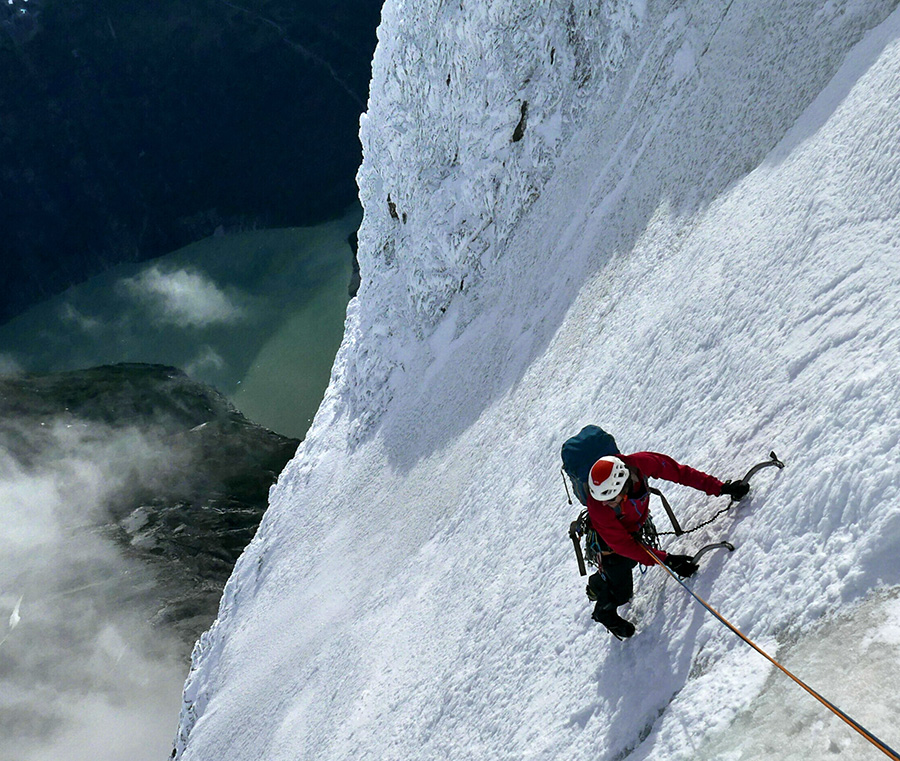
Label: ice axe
xmin=734 ymin=450 xmax=784 ymax=499
xmin=690 ymin=540 xmax=735 ymax=565
xmin=569 ymin=519 xmax=587 ymax=577
xmin=687 ymin=451 xmax=785 ymax=564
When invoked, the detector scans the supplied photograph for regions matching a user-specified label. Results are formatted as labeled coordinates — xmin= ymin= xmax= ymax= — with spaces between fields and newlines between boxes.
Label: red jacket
xmin=586 ymin=452 xmax=723 ymax=565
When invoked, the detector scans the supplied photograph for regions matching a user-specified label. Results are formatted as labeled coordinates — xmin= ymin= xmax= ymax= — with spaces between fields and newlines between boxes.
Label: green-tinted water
xmin=0 ymin=206 xmax=359 ymax=438
xmin=232 ymin=250 xmax=351 ymax=437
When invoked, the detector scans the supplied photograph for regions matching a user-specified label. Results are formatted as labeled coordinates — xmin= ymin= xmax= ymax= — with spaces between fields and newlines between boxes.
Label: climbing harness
xmin=569 ymin=512 xmax=612 ymax=576
xmin=635 ymin=513 xmax=660 ymax=551
xmin=647 ymin=544 xmax=900 ymax=760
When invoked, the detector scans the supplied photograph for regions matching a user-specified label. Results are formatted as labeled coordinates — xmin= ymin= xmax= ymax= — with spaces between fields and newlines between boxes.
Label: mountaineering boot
xmin=592 ymin=607 xmax=635 ymax=639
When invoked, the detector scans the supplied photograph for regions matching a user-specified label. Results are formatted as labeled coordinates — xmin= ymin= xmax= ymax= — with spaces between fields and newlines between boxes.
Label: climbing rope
xmin=645 ymin=546 xmax=900 ymax=760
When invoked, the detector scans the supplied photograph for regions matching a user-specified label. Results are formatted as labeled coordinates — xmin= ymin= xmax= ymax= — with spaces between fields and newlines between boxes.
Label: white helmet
xmin=589 ymin=456 xmax=629 ymax=501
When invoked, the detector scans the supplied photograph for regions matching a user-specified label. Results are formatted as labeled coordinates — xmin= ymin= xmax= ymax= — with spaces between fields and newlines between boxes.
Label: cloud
xmin=0 ymin=353 xmax=23 ymax=376
xmin=121 ymin=266 xmax=245 ymax=328
xmin=0 ymin=419 xmax=189 ymax=761
xmin=184 ymin=345 xmax=226 ymax=378
xmin=58 ymin=302 xmax=103 ymax=333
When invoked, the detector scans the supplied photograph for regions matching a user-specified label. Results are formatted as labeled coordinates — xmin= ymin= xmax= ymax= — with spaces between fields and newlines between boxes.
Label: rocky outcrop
xmin=0 ymin=363 xmax=299 ymax=642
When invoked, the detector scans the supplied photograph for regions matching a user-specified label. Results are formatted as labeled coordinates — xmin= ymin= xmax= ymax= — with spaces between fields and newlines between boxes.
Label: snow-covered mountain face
xmin=348 ymin=0 xmax=643 ymax=439
xmin=174 ymin=1 xmax=900 ymax=759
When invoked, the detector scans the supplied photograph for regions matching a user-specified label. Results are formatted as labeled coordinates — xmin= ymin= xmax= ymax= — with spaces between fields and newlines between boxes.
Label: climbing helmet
xmin=589 ymin=456 xmax=629 ymax=501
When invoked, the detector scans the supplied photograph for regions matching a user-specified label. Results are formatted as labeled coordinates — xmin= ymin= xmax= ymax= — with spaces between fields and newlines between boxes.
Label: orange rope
xmin=645 ymin=546 xmax=900 ymax=760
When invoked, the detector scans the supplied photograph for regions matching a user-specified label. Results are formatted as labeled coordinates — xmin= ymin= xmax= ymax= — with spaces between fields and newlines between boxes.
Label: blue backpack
xmin=560 ymin=425 xmax=619 ymax=505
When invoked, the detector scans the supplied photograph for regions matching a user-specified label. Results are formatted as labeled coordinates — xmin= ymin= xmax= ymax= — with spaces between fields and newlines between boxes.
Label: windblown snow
xmin=174 ymin=1 xmax=900 ymax=759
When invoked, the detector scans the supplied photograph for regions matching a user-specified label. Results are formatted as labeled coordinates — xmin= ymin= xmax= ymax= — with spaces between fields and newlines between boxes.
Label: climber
xmin=586 ymin=452 xmax=748 ymax=638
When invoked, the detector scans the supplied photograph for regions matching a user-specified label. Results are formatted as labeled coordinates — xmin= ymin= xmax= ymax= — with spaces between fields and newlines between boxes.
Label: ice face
xmin=172 ymin=1 xmax=900 ymax=760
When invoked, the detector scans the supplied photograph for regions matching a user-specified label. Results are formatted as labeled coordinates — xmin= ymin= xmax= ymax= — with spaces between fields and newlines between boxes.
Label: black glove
xmin=720 ymin=480 xmax=750 ymax=501
xmin=664 ymin=554 xmax=699 ymax=578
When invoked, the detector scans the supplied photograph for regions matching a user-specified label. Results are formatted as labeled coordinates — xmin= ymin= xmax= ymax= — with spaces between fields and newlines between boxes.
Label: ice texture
xmin=172 ymin=2 xmax=900 ymax=759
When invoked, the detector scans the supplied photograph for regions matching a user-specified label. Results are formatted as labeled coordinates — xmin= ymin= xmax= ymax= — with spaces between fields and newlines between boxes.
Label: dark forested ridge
xmin=0 ymin=0 xmax=381 ymax=323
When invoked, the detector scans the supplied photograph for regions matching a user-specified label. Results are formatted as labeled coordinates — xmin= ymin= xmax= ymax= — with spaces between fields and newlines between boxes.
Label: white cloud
xmin=58 ymin=302 xmax=103 ymax=333
xmin=121 ymin=266 xmax=245 ymax=328
xmin=0 ymin=354 xmax=23 ymax=376
xmin=0 ymin=419 xmax=189 ymax=761
xmin=185 ymin=345 xmax=226 ymax=378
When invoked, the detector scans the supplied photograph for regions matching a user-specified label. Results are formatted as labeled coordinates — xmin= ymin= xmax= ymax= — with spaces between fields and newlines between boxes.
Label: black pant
xmin=588 ymin=554 xmax=637 ymax=613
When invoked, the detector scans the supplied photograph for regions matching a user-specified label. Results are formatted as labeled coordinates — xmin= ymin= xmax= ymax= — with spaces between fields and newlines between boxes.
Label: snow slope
xmin=174 ymin=1 xmax=900 ymax=759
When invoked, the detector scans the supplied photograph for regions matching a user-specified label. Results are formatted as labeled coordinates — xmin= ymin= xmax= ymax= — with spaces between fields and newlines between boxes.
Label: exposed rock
xmin=0 ymin=363 xmax=299 ymax=642
xmin=512 ymin=100 xmax=528 ymax=142
xmin=348 ymin=229 xmax=361 ymax=297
